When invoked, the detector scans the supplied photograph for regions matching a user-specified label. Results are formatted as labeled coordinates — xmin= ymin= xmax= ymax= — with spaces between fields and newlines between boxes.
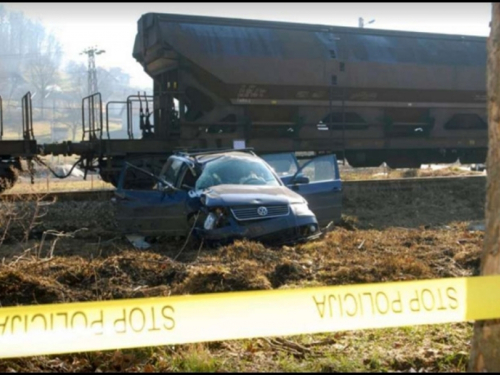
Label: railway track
xmin=343 ymin=174 xmax=486 ymax=191
xmin=0 ymin=175 xmax=486 ymax=203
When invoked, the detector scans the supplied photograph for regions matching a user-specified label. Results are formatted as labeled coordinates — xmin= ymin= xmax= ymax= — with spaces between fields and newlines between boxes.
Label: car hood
xmin=202 ymin=184 xmax=306 ymax=206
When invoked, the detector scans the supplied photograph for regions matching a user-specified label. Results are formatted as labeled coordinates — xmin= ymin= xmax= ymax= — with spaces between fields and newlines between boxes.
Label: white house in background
xmin=53 ymin=164 xmax=85 ymax=178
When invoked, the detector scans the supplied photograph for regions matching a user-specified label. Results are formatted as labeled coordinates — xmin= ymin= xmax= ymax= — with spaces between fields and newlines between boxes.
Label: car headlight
xmin=204 ymin=212 xmax=217 ymax=230
xmin=292 ymin=202 xmax=313 ymax=216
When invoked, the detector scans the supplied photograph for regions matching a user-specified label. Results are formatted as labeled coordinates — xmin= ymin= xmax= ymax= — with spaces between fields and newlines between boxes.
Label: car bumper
xmin=194 ymin=213 xmax=319 ymax=245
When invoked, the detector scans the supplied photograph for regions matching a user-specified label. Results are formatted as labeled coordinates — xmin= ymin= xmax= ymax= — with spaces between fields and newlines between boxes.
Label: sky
xmin=1 ymin=2 xmax=493 ymax=89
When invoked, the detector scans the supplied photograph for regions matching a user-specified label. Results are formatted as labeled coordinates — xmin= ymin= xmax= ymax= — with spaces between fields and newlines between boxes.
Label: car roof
xmin=170 ymin=150 xmax=285 ymax=186
xmin=180 ymin=151 xmax=262 ymax=165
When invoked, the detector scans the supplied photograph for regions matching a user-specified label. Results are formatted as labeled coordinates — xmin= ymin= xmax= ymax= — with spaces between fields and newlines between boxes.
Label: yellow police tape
xmin=1 ymin=275 xmax=500 ymax=359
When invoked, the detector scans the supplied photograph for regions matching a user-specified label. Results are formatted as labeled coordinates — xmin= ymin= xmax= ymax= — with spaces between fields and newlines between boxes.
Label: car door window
xmin=290 ymin=154 xmax=342 ymax=227
xmin=120 ymin=164 xmax=159 ymax=190
xmin=299 ymin=155 xmax=339 ymax=182
xmin=260 ymin=153 xmax=299 ymax=177
xmin=179 ymin=165 xmax=198 ymax=190
xmin=160 ymin=158 xmax=184 ymax=186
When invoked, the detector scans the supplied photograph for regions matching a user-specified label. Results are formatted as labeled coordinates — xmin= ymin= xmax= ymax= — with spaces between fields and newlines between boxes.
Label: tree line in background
xmin=0 ymin=5 xmax=148 ymax=141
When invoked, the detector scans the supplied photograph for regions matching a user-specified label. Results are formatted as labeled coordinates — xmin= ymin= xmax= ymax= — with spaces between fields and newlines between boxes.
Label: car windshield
xmin=195 ymin=155 xmax=280 ymax=190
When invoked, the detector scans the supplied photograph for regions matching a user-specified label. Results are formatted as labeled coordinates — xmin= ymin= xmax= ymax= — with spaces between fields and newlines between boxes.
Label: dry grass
xmin=343 ymin=176 xmax=485 ymax=229
xmin=9 ymin=178 xmax=113 ymax=194
xmin=0 ymin=178 xmax=486 ymax=372
xmin=341 ymin=164 xmax=485 ymax=181
xmin=0 ymin=223 xmax=482 ymax=372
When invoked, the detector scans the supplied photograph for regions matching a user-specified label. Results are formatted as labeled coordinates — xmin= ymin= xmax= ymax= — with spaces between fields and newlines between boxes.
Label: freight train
xmin=0 ymin=12 xmax=488 ymax=192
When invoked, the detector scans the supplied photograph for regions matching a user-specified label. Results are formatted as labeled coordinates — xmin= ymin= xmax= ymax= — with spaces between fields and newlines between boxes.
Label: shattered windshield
xmin=195 ymin=156 xmax=280 ymax=190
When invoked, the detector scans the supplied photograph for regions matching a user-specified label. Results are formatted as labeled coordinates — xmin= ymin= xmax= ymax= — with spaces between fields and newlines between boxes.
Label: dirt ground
xmin=0 ymin=177 xmax=486 ymax=372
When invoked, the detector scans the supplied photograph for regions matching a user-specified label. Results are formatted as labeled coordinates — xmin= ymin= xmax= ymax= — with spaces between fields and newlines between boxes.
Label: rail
xmin=101 ymin=92 xmax=188 ymax=141
xmin=103 ymin=96 xmax=155 ymax=140
xmin=126 ymin=91 xmax=184 ymax=139
xmin=105 ymin=101 xmax=126 ymax=140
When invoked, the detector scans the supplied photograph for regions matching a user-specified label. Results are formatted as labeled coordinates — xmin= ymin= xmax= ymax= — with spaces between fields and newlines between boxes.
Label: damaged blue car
xmin=113 ymin=149 xmax=342 ymax=245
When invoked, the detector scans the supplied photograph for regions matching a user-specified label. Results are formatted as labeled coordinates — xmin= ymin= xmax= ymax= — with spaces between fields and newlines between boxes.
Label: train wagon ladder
xmin=82 ymin=93 xmax=103 ymax=141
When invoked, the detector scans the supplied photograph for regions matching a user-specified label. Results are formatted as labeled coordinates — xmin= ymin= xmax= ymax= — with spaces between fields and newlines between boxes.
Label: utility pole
xmin=80 ymin=46 xmax=105 ymax=95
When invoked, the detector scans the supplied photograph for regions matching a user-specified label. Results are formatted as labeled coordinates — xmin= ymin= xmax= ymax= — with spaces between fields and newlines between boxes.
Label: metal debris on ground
xmin=125 ymin=235 xmax=151 ymax=250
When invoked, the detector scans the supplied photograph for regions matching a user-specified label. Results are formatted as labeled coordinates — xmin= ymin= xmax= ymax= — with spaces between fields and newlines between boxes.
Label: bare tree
xmin=59 ymin=94 xmax=83 ymax=141
xmin=59 ymin=62 xmax=87 ymax=140
xmin=26 ymin=34 xmax=62 ymax=119
xmin=96 ymin=66 xmax=132 ymax=102
xmin=468 ymin=3 xmax=500 ymax=372
xmin=0 ymin=8 xmax=43 ymax=122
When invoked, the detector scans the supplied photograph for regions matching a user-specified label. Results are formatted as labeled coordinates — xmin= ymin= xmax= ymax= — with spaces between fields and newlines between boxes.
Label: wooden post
xmin=468 ymin=3 xmax=500 ymax=372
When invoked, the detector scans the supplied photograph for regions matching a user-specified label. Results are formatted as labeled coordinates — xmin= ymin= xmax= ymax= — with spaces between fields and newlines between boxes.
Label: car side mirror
xmin=160 ymin=183 xmax=176 ymax=194
xmin=292 ymin=173 xmax=310 ymax=184
xmin=160 ymin=181 xmax=177 ymax=194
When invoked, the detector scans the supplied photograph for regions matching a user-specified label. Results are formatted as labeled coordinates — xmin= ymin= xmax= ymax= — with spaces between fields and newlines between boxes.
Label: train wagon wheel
xmin=99 ymin=170 xmax=120 ymax=188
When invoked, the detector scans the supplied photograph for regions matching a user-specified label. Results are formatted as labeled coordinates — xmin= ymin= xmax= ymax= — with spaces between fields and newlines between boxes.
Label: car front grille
xmin=231 ymin=204 xmax=290 ymax=221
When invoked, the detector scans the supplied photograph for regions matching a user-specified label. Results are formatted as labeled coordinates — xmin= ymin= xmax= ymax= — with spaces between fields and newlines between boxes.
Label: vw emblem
xmin=257 ymin=206 xmax=268 ymax=216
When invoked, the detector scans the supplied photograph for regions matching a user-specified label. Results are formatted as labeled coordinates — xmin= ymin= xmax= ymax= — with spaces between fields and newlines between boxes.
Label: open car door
xmin=260 ymin=152 xmax=300 ymax=185
xmin=287 ymin=154 xmax=342 ymax=227
xmin=113 ymin=162 xmax=189 ymax=237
